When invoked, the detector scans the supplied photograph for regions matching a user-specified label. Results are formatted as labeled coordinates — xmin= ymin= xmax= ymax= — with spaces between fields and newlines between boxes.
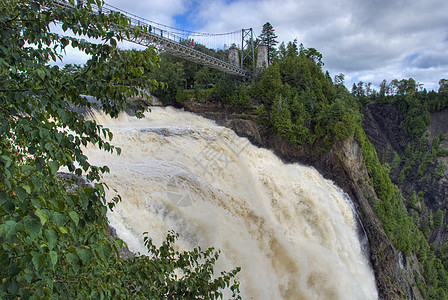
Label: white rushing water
xmin=84 ymin=107 xmax=378 ymax=299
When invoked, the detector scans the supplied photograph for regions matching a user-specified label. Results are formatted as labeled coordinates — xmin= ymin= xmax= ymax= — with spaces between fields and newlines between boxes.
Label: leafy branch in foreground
xmin=0 ymin=0 xmax=240 ymax=298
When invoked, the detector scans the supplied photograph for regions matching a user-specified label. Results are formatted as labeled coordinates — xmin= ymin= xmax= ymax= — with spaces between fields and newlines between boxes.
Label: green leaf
xmin=76 ymin=248 xmax=93 ymax=265
xmin=24 ymin=217 xmax=42 ymax=240
xmin=69 ymin=211 xmax=79 ymax=226
xmin=31 ymin=176 xmax=42 ymax=190
xmin=44 ymin=228 xmax=58 ymax=250
xmin=21 ymin=165 xmax=34 ymax=172
xmin=58 ymin=226 xmax=68 ymax=234
xmin=49 ymin=251 xmax=58 ymax=267
xmin=51 ymin=212 xmax=66 ymax=226
xmin=32 ymin=252 xmax=47 ymax=271
xmin=0 ymin=220 xmax=16 ymax=238
xmin=36 ymin=69 xmax=45 ymax=80
xmin=22 ymin=185 xmax=32 ymax=194
xmin=30 ymin=1 xmax=40 ymax=11
xmin=114 ymin=238 xmax=124 ymax=251
xmin=14 ymin=187 xmax=27 ymax=199
xmin=98 ymin=243 xmax=113 ymax=261
xmin=1 ymin=155 xmax=11 ymax=167
xmin=0 ymin=191 xmax=8 ymax=207
xmin=66 ymin=252 xmax=80 ymax=272
xmin=8 ymin=262 xmax=20 ymax=277
xmin=35 ymin=209 xmax=48 ymax=225
xmin=48 ymin=160 xmax=59 ymax=175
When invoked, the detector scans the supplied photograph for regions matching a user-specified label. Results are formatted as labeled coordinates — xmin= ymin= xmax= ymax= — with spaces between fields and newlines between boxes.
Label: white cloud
xmin=106 ymin=0 xmax=188 ymax=26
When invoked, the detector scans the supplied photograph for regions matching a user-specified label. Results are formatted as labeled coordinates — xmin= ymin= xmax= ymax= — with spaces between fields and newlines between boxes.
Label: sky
xmin=69 ymin=0 xmax=448 ymax=91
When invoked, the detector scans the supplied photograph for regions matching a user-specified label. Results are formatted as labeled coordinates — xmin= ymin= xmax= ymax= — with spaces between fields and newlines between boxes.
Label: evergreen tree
xmin=439 ymin=79 xmax=448 ymax=94
xmin=434 ymin=209 xmax=445 ymax=228
xmin=256 ymin=63 xmax=283 ymax=105
xmin=259 ymin=22 xmax=278 ymax=65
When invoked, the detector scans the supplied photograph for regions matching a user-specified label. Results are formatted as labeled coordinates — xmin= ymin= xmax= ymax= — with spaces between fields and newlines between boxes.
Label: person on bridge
xmin=190 ymin=41 xmax=194 ymax=48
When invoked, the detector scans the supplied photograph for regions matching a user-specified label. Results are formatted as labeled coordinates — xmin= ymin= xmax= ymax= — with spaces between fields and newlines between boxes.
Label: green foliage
xmin=404 ymin=106 xmax=430 ymax=139
xmin=270 ymin=95 xmax=293 ymax=139
xmin=373 ymin=78 xmax=448 ymax=112
xmin=440 ymin=241 xmax=448 ymax=270
xmin=233 ymin=84 xmax=251 ymax=108
xmin=258 ymin=22 xmax=278 ymax=65
xmin=0 ymin=0 xmax=240 ymax=298
xmin=121 ymin=231 xmax=241 ymax=299
xmin=194 ymin=66 xmax=215 ymax=88
xmin=354 ymin=77 xmax=448 ymax=298
xmin=355 ymin=128 xmax=414 ymax=254
xmin=252 ymin=45 xmax=362 ymax=148
xmin=192 ymin=87 xmax=214 ymax=102
xmin=152 ymin=57 xmax=185 ymax=103
xmin=356 ymin=125 xmax=448 ymax=297
xmin=434 ymin=209 xmax=445 ymax=228
xmin=175 ymin=87 xmax=189 ymax=103
xmin=390 ymin=151 xmax=402 ymax=173
xmin=213 ymin=74 xmax=246 ymax=105
xmin=434 ymin=161 xmax=446 ymax=180
xmin=409 ymin=191 xmax=420 ymax=212
xmin=149 ymin=43 xmax=238 ymax=105
xmin=254 ymin=63 xmax=284 ymax=106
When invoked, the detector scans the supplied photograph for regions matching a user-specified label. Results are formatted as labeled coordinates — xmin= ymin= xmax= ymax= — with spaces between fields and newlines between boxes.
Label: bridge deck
xmin=52 ymin=0 xmax=246 ymax=77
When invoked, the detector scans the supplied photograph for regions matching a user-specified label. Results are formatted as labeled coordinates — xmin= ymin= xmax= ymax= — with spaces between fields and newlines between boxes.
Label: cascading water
xmin=84 ymin=107 xmax=378 ymax=299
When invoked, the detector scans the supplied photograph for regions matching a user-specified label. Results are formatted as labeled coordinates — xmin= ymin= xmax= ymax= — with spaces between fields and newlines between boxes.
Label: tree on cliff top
xmin=0 ymin=0 xmax=240 ymax=298
xmin=259 ymin=22 xmax=278 ymax=65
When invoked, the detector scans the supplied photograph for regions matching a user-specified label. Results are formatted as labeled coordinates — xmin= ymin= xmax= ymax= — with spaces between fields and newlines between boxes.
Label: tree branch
xmin=3 ymin=13 xmax=20 ymax=24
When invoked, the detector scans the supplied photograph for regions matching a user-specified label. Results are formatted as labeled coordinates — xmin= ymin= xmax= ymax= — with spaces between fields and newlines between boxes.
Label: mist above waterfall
xmin=83 ymin=107 xmax=378 ymax=299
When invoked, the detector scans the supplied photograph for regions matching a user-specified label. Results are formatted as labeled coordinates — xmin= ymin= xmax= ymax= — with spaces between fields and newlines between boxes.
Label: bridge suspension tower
xmin=241 ymin=28 xmax=255 ymax=69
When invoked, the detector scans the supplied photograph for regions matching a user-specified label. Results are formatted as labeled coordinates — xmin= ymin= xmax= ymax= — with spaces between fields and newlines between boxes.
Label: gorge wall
xmin=363 ymin=103 xmax=448 ymax=205
xmin=363 ymin=103 xmax=448 ymax=253
xmin=175 ymin=99 xmax=424 ymax=299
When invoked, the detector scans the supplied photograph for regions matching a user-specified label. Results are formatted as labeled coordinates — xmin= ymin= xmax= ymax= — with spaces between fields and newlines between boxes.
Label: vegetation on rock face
xmin=0 ymin=0 xmax=241 ymax=298
xmin=352 ymin=78 xmax=448 ymax=299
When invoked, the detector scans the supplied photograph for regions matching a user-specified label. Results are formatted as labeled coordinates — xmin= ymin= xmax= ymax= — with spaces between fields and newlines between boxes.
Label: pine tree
xmin=259 ymin=22 xmax=278 ymax=65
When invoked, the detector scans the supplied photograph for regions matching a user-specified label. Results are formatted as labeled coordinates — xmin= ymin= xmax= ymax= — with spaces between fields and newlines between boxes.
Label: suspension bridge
xmin=52 ymin=0 xmax=266 ymax=77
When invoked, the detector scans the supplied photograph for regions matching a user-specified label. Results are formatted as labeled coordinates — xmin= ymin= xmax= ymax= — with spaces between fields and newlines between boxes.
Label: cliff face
xmin=363 ymin=103 xmax=448 ymax=247
xmin=178 ymin=99 xmax=423 ymax=299
xmin=362 ymin=103 xmax=407 ymax=158
xmin=363 ymin=103 xmax=448 ymax=204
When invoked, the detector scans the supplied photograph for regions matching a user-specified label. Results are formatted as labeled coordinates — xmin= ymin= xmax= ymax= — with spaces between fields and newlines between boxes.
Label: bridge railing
xmin=51 ymin=0 xmax=246 ymax=76
xmin=53 ymin=1 xmax=196 ymax=46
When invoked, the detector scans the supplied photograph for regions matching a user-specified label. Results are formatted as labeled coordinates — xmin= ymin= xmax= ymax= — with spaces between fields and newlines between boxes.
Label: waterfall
xmin=84 ymin=107 xmax=378 ymax=299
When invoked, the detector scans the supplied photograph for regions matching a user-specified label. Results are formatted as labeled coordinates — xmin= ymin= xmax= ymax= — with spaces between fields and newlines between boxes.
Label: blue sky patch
xmin=407 ymin=52 xmax=419 ymax=63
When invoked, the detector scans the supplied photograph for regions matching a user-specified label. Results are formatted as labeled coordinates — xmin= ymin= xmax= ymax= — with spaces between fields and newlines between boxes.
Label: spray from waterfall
xmin=84 ymin=107 xmax=378 ymax=300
